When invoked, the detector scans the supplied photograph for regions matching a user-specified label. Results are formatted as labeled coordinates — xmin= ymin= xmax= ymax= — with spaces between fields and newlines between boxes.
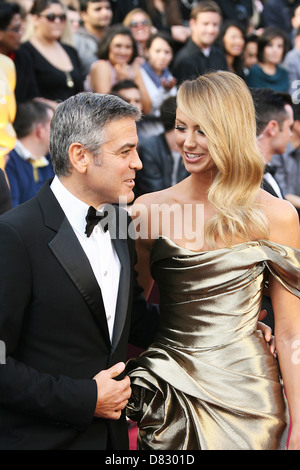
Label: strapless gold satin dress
xmin=126 ymin=238 xmax=300 ymax=450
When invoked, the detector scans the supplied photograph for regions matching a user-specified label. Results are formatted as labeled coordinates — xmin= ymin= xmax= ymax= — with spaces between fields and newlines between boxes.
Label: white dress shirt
xmin=50 ymin=176 xmax=121 ymax=342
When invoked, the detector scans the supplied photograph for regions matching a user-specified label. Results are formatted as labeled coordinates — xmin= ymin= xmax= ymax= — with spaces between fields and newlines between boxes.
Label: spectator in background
xmin=271 ymin=102 xmax=300 ymax=217
xmin=172 ymin=1 xmax=227 ymax=84
xmin=291 ymin=3 xmax=300 ymax=44
xmin=217 ymin=20 xmax=246 ymax=78
xmin=110 ymin=79 xmax=147 ymax=142
xmin=73 ymin=0 xmax=113 ymax=80
xmin=111 ymin=79 xmax=143 ymax=111
xmin=0 ymin=2 xmax=39 ymax=103
xmin=5 ymin=100 xmax=54 ymax=207
xmin=283 ymin=27 xmax=300 ymax=95
xmin=246 ymin=26 xmax=290 ymax=92
xmin=89 ymin=24 xmax=151 ymax=113
xmin=20 ymin=0 xmax=83 ymax=103
xmin=139 ymin=32 xmax=177 ymax=138
xmin=243 ymin=33 xmax=258 ymax=76
xmin=66 ymin=5 xmax=82 ymax=34
xmin=123 ymin=8 xmax=153 ymax=64
xmin=135 ymin=95 xmax=189 ymax=197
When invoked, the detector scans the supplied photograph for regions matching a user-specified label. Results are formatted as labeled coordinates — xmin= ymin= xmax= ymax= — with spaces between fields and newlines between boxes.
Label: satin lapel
xmin=37 ymin=182 xmax=111 ymax=348
xmin=48 ymin=218 xmax=111 ymax=347
xmin=110 ymin=208 xmax=130 ymax=353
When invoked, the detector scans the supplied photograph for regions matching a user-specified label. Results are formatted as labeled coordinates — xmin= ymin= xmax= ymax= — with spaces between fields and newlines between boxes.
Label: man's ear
xmin=68 ymin=142 xmax=88 ymax=173
xmin=265 ymin=120 xmax=279 ymax=137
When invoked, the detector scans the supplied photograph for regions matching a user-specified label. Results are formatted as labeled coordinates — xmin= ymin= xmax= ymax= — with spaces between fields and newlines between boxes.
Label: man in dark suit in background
xmin=0 ymin=92 xmax=158 ymax=450
xmin=0 ymin=168 xmax=11 ymax=214
xmin=172 ymin=1 xmax=228 ymax=84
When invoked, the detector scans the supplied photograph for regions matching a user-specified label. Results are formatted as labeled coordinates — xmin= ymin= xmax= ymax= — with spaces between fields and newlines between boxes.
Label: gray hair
xmin=49 ymin=92 xmax=141 ymax=176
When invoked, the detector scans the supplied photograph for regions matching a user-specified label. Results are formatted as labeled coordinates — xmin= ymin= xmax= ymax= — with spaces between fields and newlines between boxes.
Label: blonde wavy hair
xmin=177 ymin=71 xmax=269 ymax=247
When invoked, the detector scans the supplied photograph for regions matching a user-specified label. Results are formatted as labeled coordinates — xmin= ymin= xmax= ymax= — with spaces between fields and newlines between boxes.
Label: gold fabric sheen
xmin=126 ymin=238 xmax=300 ymax=450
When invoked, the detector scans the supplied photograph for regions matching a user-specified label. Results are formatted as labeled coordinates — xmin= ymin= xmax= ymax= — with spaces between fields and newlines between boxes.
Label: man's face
xmin=190 ymin=12 xmax=221 ymax=49
xmin=292 ymin=6 xmax=300 ymax=29
xmin=40 ymin=108 xmax=54 ymax=154
xmin=82 ymin=1 xmax=112 ymax=29
xmin=0 ymin=14 xmax=23 ymax=54
xmin=84 ymin=117 xmax=142 ymax=207
xmin=118 ymin=87 xmax=142 ymax=111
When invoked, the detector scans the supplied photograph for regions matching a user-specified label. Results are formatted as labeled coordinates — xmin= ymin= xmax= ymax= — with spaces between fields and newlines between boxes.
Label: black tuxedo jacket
xmin=0 ymin=169 xmax=12 ymax=215
xmin=0 ymin=180 xmax=158 ymax=450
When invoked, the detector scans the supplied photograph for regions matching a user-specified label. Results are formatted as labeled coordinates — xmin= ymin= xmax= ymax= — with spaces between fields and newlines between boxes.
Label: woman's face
xmin=34 ymin=3 xmax=67 ymax=40
xmin=147 ymin=37 xmax=173 ymax=75
xmin=262 ymin=36 xmax=285 ymax=65
xmin=175 ymin=107 xmax=217 ymax=175
xmin=243 ymin=41 xmax=258 ymax=68
xmin=223 ymin=26 xmax=245 ymax=57
xmin=108 ymin=34 xmax=134 ymax=65
xmin=129 ymin=12 xmax=151 ymax=44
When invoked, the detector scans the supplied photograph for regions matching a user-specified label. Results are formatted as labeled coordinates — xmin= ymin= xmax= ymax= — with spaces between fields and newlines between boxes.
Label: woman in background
xmin=89 ymin=24 xmax=151 ymax=114
xmin=218 ymin=20 xmax=246 ymax=78
xmin=246 ymin=26 xmax=289 ymax=91
xmin=139 ymin=32 xmax=177 ymax=138
xmin=123 ymin=8 xmax=153 ymax=64
xmin=20 ymin=0 xmax=83 ymax=102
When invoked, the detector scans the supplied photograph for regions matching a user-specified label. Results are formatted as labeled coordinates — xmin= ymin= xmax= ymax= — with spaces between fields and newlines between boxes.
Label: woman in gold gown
xmin=126 ymin=71 xmax=300 ymax=450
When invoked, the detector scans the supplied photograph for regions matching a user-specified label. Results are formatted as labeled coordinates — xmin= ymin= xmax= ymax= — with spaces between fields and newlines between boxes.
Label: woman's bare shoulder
xmin=134 ymin=186 xmax=180 ymax=208
xmin=258 ymin=189 xmax=300 ymax=246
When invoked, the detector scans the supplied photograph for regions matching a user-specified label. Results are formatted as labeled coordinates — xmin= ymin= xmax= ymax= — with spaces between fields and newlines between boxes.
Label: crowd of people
xmin=1 ymin=0 xmax=300 ymax=210
xmin=0 ymin=0 xmax=300 ymax=452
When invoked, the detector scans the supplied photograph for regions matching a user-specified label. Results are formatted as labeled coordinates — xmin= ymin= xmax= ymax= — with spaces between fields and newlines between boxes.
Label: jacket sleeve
xmin=0 ymin=221 xmax=97 ymax=430
xmin=123 ymin=210 xmax=160 ymax=348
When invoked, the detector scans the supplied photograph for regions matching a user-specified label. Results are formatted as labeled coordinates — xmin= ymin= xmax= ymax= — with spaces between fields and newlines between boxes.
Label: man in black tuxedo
xmin=0 ymin=92 xmax=159 ymax=450
xmin=0 ymin=168 xmax=12 ymax=214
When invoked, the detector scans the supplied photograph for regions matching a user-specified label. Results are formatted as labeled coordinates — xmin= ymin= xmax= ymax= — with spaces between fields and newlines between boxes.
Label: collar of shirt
xmin=14 ymin=140 xmax=49 ymax=166
xmin=50 ymin=175 xmax=90 ymax=237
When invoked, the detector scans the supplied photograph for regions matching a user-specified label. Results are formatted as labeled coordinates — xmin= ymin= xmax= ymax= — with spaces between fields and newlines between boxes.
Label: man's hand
xmin=93 ymin=362 xmax=131 ymax=420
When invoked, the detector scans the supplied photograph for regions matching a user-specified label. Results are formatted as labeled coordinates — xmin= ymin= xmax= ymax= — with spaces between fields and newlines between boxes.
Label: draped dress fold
xmin=126 ymin=238 xmax=300 ymax=450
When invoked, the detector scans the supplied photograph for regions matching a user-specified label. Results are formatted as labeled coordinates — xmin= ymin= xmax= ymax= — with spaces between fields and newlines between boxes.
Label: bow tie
xmin=264 ymin=164 xmax=276 ymax=177
xmin=85 ymin=206 xmax=109 ymax=237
